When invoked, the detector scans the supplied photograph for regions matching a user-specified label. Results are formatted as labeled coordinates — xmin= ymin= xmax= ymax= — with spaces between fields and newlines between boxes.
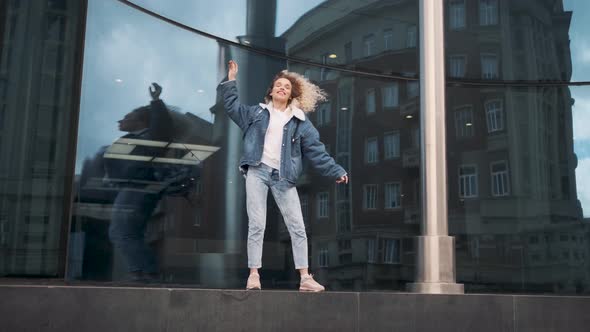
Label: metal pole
xmin=407 ymin=0 xmax=464 ymax=294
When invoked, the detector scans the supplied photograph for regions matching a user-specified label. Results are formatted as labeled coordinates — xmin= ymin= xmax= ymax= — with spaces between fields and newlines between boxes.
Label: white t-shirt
xmin=261 ymin=102 xmax=293 ymax=170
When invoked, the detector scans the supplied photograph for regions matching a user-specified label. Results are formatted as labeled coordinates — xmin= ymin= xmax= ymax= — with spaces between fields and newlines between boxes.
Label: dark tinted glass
xmin=68 ymin=0 xmax=421 ymax=291
xmin=0 ymin=0 xmax=86 ymax=277
xmin=446 ymin=0 xmax=590 ymax=294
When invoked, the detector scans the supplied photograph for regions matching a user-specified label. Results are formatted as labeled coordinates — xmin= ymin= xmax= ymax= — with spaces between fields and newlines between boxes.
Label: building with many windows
xmin=2 ymin=0 xmax=590 ymax=330
xmin=280 ymin=0 xmax=589 ymax=292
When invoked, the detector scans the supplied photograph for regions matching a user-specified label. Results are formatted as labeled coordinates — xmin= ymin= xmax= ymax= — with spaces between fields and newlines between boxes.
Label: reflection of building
xmin=143 ymin=115 xmax=219 ymax=284
xmin=0 ymin=0 xmax=87 ymax=276
xmin=144 ymin=1 xmax=290 ymax=287
xmin=71 ymin=109 xmax=217 ymax=281
xmin=282 ymin=0 xmax=590 ymax=292
xmin=283 ymin=0 xmax=421 ymax=291
xmin=445 ymin=0 xmax=589 ymax=293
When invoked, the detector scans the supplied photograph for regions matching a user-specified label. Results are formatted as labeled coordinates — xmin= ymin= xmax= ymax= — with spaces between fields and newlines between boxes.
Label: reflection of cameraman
xmin=107 ymin=83 xmax=173 ymax=283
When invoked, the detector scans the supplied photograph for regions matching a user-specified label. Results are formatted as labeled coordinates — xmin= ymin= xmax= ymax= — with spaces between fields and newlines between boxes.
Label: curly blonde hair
xmin=264 ymin=70 xmax=327 ymax=113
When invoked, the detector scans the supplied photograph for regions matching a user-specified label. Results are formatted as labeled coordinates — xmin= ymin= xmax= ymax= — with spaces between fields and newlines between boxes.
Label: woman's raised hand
xmin=228 ymin=60 xmax=238 ymax=81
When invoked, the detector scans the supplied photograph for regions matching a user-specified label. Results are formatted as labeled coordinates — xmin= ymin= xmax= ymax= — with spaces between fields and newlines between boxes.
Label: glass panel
xmin=0 ymin=0 xmax=86 ymax=277
xmin=446 ymin=0 xmax=590 ymax=295
xmin=67 ymin=0 xmax=420 ymax=291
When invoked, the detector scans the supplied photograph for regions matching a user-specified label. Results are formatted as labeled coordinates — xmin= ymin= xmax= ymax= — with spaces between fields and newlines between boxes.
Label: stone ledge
xmin=1 ymin=285 xmax=590 ymax=332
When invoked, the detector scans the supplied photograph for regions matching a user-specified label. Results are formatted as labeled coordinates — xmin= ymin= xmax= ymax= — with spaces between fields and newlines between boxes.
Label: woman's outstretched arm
xmin=217 ymin=60 xmax=257 ymax=131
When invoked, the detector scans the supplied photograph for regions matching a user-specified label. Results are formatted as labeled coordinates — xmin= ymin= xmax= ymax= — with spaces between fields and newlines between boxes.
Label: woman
xmin=219 ymin=60 xmax=348 ymax=292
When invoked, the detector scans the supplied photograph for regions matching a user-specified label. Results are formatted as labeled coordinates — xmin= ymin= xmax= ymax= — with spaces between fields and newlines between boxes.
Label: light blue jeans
xmin=246 ymin=163 xmax=308 ymax=269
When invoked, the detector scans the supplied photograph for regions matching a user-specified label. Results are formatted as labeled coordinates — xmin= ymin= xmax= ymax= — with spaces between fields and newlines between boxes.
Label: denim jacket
xmin=218 ymin=80 xmax=346 ymax=185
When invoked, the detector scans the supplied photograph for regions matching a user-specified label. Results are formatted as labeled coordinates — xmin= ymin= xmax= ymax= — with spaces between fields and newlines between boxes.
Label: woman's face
xmin=270 ymin=77 xmax=292 ymax=104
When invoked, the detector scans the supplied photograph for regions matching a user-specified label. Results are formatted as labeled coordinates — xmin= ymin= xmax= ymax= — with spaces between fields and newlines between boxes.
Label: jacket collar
xmin=259 ymin=102 xmax=306 ymax=121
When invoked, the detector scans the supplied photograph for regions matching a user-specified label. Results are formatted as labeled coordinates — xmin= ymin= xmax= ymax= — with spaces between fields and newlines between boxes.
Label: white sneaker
xmin=246 ymin=273 xmax=261 ymax=290
xmin=299 ymin=274 xmax=325 ymax=292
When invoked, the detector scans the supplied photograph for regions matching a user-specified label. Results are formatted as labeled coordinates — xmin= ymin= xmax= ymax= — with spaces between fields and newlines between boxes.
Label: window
xmin=491 ymin=161 xmax=510 ymax=196
xmin=382 ymin=238 xmax=400 ymax=264
xmin=363 ymin=34 xmax=376 ymax=57
xmin=412 ymin=180 xmax=421 ymax=205
xmin=406 ymin=25 xmax=417 ymax=48
xmin=454 ymin=106 xmax=474 ymax=138
xmin=321 ymin=53 xmax=329 ymax=80
xmin=485 ymin=100 xmax=504 ymax=133
xmin=385 ymin=182 xmax=402 ymax=209
xmin=469 ymin=238 xmax=480 ymax=258
xmin=459 ymin=165 xmax=478 ymax=198
xmin=382 ymin=83 xmax=399 ymax=108
xmin=363 ymin=184 xmax=378 ymax=210
xmin=383 ymin=29 xmax=394 ymax=50
xmin=46 ymin=14 xmax=67 ymax=42
xmin=384 ymin=132 xmax=400 ymax=159
xmin=24 ymin=216 xmax=50 ymax=225
xmin=411 ymin=127 xmax=420 ymax=148
xmin=479 ymin=0 xmax=498 ymax=26
xmin=300 ymin=195 xmax=309 ymax=224
xmin=337 ymin=202 xmax=351 ymax=232
xmin=336 ymin=166 xmax=350 ymax=198
xmin=193 ymin=209 xmax=202 ymax=226
xmin=449 ymin=0 xmax=466 ymax=30
xmin=0 ymin=79 xmax=7 ymax=101
xmin=339 ymin=253 xmax=353 ymax=265
xmin=344 ymin=41 xmax=352 ymax=63
xmin=367 ymin=238 xmax=376 ymax=263
xmin=47 ymin=0 xmax=68 ymax=10
xmin=366 ymin=88 xmax=376 ymax=114
xmin=449 ymin=55 xmax=466 ymax=78
xmin=303 ymin=68 xmax=311 ymax=79
xmin=407 ymin=81 xmax=419 ymax=98
xmin=40 ymin=75 xmax=62 ymax=105
xmin=317 ymin=192 xmax=329 ymax=218
xmin=43 ymin=44 xmax=65 ymax=74
xmin=481 ymin=54 xmax=499 ymax=79
xmin=195 ymin=180 xmax=203 ymax=195
xmin=316 ymin=102 xmax=331 ymax=126
xmin=365 ymin=138 xmax=378 ymax=164
xmin=339 ymin=86 xmax=351 ymax=109
xmin=0 ymin=217 xmax=7 ymax=246
xmin=338 ymin=239 xmax=352 ymax=251
xmin=319 ymin=247 xmax=329 ymax=267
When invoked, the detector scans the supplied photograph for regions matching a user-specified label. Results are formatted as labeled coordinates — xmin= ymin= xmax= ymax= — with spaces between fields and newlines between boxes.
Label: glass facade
xmin=445 ymin=0 xmax=590 ymax=294
xmin=67 ymin=0 xmax=420 ymax=291
xmin=0 ymin=0 xmax=86 ymax=277
xmin=1 ymin=0 xmax=589 ymax=295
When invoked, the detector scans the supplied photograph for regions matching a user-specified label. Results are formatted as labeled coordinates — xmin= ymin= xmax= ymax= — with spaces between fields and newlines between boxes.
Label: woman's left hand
xmin=336 ymin=174 xmax=349 ymax=184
